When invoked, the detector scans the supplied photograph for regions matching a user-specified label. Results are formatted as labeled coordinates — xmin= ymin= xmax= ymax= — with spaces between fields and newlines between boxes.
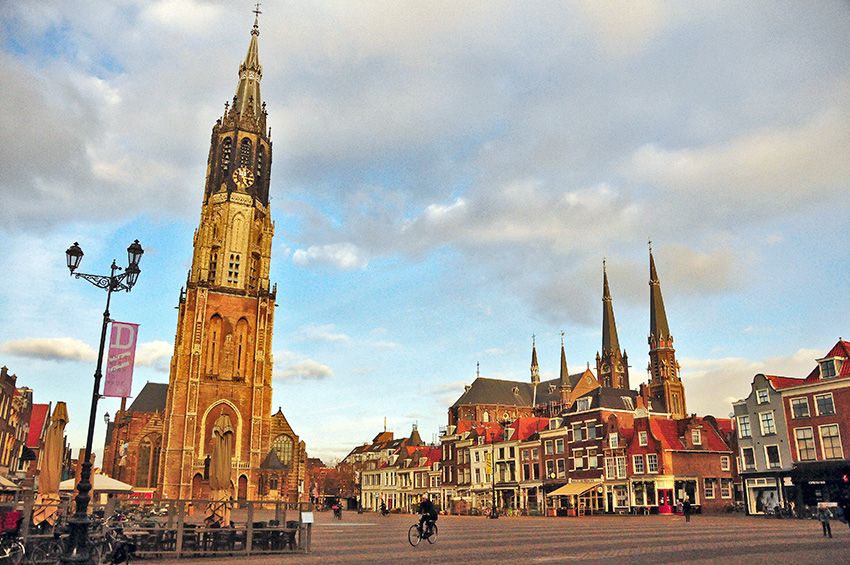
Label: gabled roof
xmin=260 ymin=449 xmax=288 ymax=470
xmin=648 ymin=416 xmax=731 ymax=452
xmin=128 ymin=382 xmax=168 ymax=413
xmin=27 ymin=404 xmax=50 ymax=448
xmin=453 ymin=373 xmax=587 ymax=409
xmin=566 ymin=387 xmax=638 ymax=412
xmin=507 ymin=417 xmax=550 ymax=441
xmin=809 ymin=339 xmax=850 ymax=379
xmin=764 ymin=375 xmax=808 ymax=390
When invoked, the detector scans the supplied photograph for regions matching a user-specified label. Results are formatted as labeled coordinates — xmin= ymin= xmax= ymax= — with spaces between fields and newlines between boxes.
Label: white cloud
xmin=134 ymin=341 xmax=172 ymax=372
xmin=299 ymin=324 xmax=351 ymax=344
xmin=681 ymin=347 xmax=823 ymax=417
xmin=292 ymin=243 xmax=368 ymax=271
xmin=369 ymin=340 xmax=400 ymax=350
xmin=0 ymin=337 xmax=96 ymax=362
xmin=576 ymin=0 xmax=679 ymax=58
xmin=274 ymin=351 xmax=334 ymax=381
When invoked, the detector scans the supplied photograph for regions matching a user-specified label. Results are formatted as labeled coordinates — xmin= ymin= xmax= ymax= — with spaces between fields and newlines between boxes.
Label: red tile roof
xmin=765 ymin=375 xmax=809 ymax=390
xmin=507 ymin=417 xmax=550 ymax=441
xmin=649 ymin=418 xmax=680 ymax=450
xmin=27 ymin=404 xmax=49 ymax=448
xmin=647 ymin=416 xmax=731 ymax=452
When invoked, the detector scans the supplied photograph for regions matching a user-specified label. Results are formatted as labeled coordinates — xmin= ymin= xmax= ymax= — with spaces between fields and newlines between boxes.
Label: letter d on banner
xmin=103 ymin=322 xmax=140 ymax=398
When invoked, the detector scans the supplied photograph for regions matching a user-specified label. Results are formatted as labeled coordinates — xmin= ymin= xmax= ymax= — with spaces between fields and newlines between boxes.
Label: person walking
xmin=817 ymin=505 xmax=833 ymax=538
xmin=682 ymin=497 xmax=692 ymax=523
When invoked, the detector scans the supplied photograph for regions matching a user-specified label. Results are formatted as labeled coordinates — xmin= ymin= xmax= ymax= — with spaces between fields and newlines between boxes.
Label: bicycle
xmin=27 ymin=536 xmax=63 ymax=565
xmin=407 ymin=520 xmax=437 ymax=547
xmin=0 ymin=533 xmax=26 ymax=565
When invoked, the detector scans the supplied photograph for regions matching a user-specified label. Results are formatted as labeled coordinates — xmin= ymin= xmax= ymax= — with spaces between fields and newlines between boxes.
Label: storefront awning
xmin=547 ymin=482 xmax=601 ymax=497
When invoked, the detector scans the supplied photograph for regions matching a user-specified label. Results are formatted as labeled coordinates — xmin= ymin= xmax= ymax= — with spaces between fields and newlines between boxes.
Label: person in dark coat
xmin=682 ymin=497 xmax=692 ymax=523
xmin=817 ymin=506 xmax=833 ymax=538
xmin=418 ymin=494 xmax=438 ymax=536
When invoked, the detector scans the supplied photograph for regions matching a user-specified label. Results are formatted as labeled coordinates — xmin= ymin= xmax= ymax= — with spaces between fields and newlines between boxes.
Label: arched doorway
xmin=191 ymin=473 xmax=206 ymax=500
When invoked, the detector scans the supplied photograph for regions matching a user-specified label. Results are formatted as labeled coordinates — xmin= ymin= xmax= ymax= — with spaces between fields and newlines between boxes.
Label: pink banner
xmin=103 ymin=322 xmax=139 ymax=398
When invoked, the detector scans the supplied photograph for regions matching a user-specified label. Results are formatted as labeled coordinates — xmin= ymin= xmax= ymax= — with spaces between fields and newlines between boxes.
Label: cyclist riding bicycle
xmin=417 ymin=494 xmax=438 ymax=537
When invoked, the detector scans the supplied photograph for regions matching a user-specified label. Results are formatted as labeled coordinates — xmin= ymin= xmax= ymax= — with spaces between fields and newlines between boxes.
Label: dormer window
xmin=576 ymin=397 xmax=591 ymax=412
xmin=819 ymin=358 xmax=842 ymax=379
xmin=609 ymin=433 xmax=619 ymax=449
xmin=621 ymin=397 xmax=634 ymax=410
xmin=692 ymin=429 xmax=702 ymax=446
xmin=512 ymin=386 xmax=520 ymax=395
xmin=549 ymin=418 xmax=561 ymax=430
xmin=548 ymin=384 xmax=556 ymax=393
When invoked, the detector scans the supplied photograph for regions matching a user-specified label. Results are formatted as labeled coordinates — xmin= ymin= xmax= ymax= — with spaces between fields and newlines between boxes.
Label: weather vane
xmin=253 ymin=2 xmax=262 ymax=18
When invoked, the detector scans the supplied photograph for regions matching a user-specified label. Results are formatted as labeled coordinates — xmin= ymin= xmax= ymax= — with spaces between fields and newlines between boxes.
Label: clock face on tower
xmin=232 ymin=166 xmax=255 ymax=189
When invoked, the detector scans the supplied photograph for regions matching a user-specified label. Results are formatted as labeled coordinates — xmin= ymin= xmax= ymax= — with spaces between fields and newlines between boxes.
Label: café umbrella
xmin=33 ymin=401 xmax=69 ymax=527
xmin=205 ymin=413 xmax=234 ymax=526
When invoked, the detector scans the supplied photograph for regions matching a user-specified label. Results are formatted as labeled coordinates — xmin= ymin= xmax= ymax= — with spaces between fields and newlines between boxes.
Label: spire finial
xmin=603 ymin=257 xmax=607 ymax=273
xmin=252 ymin=3 xmax=262 ymax=35
xmin=648 ymin=239 xmax=653 ymax=253
xmin=476 ymin=362 xmax=480 ymax=378
xmin=532 ymin=333 xmax=536 ymax=347
xmin=560 ymin=330 xmax=565 ymax=347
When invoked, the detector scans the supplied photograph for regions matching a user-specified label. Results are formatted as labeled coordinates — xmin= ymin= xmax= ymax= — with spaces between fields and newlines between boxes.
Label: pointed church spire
xmin=559 ymin=331 xmax=569 ymax=386
xmin=649 ymin=244 xmax=671 ymax=341
xmin=601 ymin=259 xmax=621 ymax=356
xmin=530 ymin=334 xmax=540 ymax=385
xmin=233 ymin=7 xmax=263 ymax=121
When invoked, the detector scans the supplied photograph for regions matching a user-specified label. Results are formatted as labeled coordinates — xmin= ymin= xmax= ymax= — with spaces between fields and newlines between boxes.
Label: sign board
xmin=818 ymin=502 xmax=838 ymax=508
xmin=103 ymin=322 xmax=140 ymax=398
xmin=301 ymin=511 xmax=314 ymax=524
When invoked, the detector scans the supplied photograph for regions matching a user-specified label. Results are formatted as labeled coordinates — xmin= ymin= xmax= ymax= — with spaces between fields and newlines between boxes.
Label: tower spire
xmin=649 ymin=247 xmax=670 ymax=341
xmin=233 ymin=8 xmax=263 ymax=121
xmin=597 ymin=259 xmax=629 ymax=389
xmin=647 ymin=245 xmax=686 ymax=419
xmin=530 ymin=334 xmax=540 ymax=385
xmin=559 ymin=330 xmax=571 ymax=403
xmin=601 ymin=259 xmax=621 ymax=357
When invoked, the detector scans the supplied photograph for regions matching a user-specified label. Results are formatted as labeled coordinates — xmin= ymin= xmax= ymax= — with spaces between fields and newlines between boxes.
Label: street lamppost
xmin=490 ymin=430 xmax=498 ymax=519
xmin=62 ymin=240 xmax=144 ymax=563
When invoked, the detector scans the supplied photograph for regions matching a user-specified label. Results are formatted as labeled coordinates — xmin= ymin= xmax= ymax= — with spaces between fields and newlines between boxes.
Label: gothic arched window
xmin=235 ymin=318 xmax=249 ymax=376
xmin=257 ymin=146 xmax=264 ymax=178
xmin=240 ymin=138 xmax=252 ymax=167
xmin=220 ymin=137 xmax=232 ymax=172
xmin=136 ymin=434 xmax=162 ymax=488
xmin=272 ymin=434 xmax=293 ymax=465
xmin=208 ymin=247 xmax=219 ymax=283
xmin=207 ymin=315 xmax=222 ymax=375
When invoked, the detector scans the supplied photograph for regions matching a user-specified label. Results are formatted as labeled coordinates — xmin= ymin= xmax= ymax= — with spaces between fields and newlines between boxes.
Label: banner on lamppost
xmin=103 ymin=321 xmax=139 ymax=398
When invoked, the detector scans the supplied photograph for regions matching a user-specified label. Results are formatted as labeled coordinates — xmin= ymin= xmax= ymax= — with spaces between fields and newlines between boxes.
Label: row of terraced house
xmin=342 ymin=251 xmax=850 ymax=517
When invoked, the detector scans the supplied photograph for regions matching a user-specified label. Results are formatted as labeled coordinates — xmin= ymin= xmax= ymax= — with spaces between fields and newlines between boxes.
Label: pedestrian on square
xmin=682 ymin=497 xmax=692 ymax=523
xmin=817 ymin=506 xmax=832 ymax=538
xmin=839 ymin=498 xmax=850 ymax=528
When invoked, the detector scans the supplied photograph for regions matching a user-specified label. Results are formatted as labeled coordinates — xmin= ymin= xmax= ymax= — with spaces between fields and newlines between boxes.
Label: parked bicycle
xmin=0 ymin=532 xmax=26 ymax=565
xmin=407 ymin=521 xmax=437 ymax=547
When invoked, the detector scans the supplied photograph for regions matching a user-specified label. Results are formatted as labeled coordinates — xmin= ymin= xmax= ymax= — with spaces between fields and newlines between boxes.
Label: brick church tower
xmin=646 ymin=248 xmax=687 ymax=419
xmin=159 ymin=13 xmax=278 ymax=500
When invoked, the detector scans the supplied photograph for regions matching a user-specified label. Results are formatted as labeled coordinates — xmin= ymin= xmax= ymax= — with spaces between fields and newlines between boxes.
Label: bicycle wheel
xmin=407 ymin=524 xmax=422 ymax=547
xmin=3 ymin=540 xmax=25 ymax=565
xmin=426 ymin=523 xmax=438 ymax=544
xmin=29 ymin=540 xmax=63 ymax=565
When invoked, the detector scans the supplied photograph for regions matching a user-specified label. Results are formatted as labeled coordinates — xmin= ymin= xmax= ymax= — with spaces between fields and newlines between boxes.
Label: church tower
xmin=558 ymin=332 xmax=571 ymax=404
xmin=596 ymin=262 xmax=630 ymax=389
xmin=159 ymin=13 xmax=277 ymax=500
xmin=646 ymin=248 xmax=687 ymax=419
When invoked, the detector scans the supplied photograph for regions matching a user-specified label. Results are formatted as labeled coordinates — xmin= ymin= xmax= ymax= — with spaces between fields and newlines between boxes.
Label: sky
xmin=1 ymin=1 xmax=849 ymax=465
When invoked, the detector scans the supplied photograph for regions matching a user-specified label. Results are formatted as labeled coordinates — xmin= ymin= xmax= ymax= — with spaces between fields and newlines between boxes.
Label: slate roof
xmin=565 ymin=386 xmax=638 ymax=413
xmin=260 ymin=449 xmax=288 ymax=470
xmin=452 ymin=373 xmax=585 ymax=409
xmin=128 ymin=382 xmax=168 ymax=413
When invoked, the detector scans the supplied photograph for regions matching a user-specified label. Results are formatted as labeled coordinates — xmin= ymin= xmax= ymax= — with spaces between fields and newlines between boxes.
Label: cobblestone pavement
xmin=172 ymin=511 xmax=849 ymax=564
